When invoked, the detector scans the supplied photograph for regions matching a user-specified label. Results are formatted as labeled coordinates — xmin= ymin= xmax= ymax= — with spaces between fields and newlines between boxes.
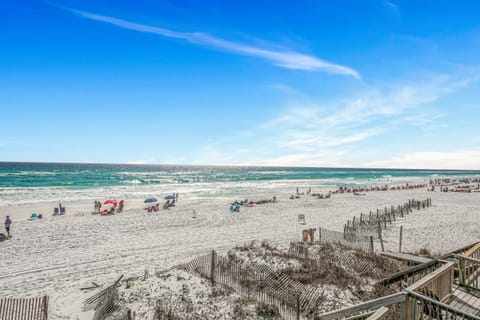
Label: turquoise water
xmin=1 ymin=162 xmax=479 ymax=189
xmin=1 ymin=162 xmax=479 ymax=206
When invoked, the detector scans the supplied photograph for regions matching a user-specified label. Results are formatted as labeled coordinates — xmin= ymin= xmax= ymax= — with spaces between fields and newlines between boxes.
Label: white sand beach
xmin=1 ymin=187 xmax=480 ymax=319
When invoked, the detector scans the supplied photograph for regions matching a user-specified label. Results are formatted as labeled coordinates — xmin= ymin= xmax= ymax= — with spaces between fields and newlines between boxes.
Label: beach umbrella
xmin=144 ymin=197 xmax=158 ymax=203
xmin=164 ymin=194 xmax=176 ymax=200
xmin=104 ymin=199 xmax=116 ymax=205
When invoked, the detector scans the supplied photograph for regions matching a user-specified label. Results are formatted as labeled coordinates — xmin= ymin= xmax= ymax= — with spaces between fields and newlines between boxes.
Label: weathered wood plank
xmin=317 ymin=293 xmax=405 ymax=320
xmin=380 ymin=251 xmax=432 ymax=264
xmin=365 ymin=306 xmax=389 ymax=320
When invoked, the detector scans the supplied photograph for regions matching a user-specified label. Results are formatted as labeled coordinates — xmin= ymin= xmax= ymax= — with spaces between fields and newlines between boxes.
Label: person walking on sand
xmin=4 ymin=216 xmax=12 ymax=238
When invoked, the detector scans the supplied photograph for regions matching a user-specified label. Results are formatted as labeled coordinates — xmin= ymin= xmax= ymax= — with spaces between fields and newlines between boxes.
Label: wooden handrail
xmin=316 ymin=293 xmax=405 ymax=320
xmin=456 ymin=254 xmax=480 ymax=264
xmin=380 ymin=259 xmax=442 ymax=286
xmin=405 ymin=261 xmax=454 ymax=292
xmin=463 ymin=242 xmax=480 ymax=257
xmin=441 ymin=241 xmax=480 ymax=258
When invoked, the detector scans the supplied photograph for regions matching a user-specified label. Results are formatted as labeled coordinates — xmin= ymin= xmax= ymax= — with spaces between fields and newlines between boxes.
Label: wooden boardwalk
xmin=446 ymin=285 xmax=480 ymax=316
xmin=380 ymin=251 xmax=433 ymax=264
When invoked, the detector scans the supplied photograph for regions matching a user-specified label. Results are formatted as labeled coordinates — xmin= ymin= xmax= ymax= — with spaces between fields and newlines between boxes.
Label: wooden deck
xmin=445 ymin=285 xmax=480 ymax=316
xmin=380 ymin=251 xmax=433 ymax=264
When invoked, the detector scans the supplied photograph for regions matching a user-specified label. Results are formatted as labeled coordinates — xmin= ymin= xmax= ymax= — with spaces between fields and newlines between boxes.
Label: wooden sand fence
xmin=0 ymin=296 xmax=48 ymax=320
xmin=295 ymin=227 xmax=374 ymax=254
xmin=343 ymin=198 xmax=432 ymax=240
xmin=83 ymin=275 xmax=132 ymax=320
xmin=178 ymin=250 xmax=326 ymax=320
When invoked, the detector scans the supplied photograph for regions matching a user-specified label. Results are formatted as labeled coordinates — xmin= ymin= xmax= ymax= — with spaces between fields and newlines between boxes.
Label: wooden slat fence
xmin=178 ymin=250 xmax=326 ymax=320
xmin=344 ymin=199 xmax=432 ymax=240
xmin=319 ymin=227 xmax=373 ymax=253
xmin=0 ymin=296 xmax=48 ymax=320
xmin=288 ymin=241 xmax=385 ymax=277
xmin=83 ymin=275 xmax=127 ymax=320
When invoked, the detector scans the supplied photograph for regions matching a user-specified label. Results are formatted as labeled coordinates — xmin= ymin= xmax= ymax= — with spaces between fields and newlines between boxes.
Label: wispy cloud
xmin=191 ymin=71 xmax=480 ymax=167
xmin=384 ymin=1 xmax=399 ymax=14
xmin=364 ymin=150 xmax=480 ymax=170
xmin=58 ymin=6 xmax=360 ymax=78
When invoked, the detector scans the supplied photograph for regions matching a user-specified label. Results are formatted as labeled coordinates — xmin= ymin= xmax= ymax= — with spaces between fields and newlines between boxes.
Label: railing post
xmin=43 ymin=296 xmax=49 ymax=320
xmin=458 ymin=257 xmax=466 ymax=286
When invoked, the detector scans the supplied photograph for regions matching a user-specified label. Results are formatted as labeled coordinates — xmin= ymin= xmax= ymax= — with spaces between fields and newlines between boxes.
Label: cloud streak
xmin=62 ymin=7 xmax=360 ymax=78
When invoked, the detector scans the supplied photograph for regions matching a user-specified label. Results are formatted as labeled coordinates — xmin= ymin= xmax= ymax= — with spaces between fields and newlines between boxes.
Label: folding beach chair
xmin=60 ymin=207 xmax=66 ymax=215
xmin=53 ymin=207 xmax=59 ymax=215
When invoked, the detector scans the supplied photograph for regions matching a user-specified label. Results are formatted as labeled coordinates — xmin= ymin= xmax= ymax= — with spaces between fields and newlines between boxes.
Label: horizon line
xmin=0 ymin=160 xmax=478 ymax=172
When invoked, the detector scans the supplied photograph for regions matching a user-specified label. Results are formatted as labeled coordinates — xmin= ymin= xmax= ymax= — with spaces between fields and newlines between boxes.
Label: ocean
xmin=0 ymin=162 xmax=479 ymax=206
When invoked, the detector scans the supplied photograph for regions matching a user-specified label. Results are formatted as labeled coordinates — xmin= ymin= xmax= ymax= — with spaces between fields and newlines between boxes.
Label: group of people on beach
xmin=94 ymin=199 xmax=125 ymax=214
xmin=229 ymin=196 xmax=277 ymax=212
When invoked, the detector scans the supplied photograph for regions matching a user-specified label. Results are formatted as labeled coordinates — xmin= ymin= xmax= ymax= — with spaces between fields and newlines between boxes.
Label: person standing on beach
xmin=4 ymin=216 xmax=12 ymax=238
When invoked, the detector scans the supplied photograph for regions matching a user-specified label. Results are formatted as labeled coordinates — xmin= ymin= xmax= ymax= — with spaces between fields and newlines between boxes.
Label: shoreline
xmin=1 ymin=181 xmax=479 ymax=319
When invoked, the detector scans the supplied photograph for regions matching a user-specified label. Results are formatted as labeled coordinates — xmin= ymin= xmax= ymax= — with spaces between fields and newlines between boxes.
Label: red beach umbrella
xmin=104 ymin=199 xmax=116 ymax=205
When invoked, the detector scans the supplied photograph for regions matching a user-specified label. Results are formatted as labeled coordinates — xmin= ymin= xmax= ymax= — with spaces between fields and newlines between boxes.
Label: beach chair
xmin=298 ymin=214 xmax=306 ymax=225
xmin=53 ymin=207 xmax=59 ymax=215
xmin=60 ymin=207 xmax=66 ymax=215
xmin=30 ymin=213 xmax=38 ymax=219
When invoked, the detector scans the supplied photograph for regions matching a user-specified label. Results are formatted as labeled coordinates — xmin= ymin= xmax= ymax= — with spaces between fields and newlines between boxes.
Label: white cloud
xmin=126 ymin=158 xmax=155 ymax=165
xmin=61 ymin=7 xmax=360 ymax=78
xmin=364 ymin=150 xmax=480 ymax=170
xmin=200 ymin=72 xmax=480 ymax=167
xmin=384 ymin=1 xmax=399 ymax=14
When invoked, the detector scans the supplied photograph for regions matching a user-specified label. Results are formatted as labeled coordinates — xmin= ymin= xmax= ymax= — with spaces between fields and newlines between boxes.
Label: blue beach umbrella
xmin=164 ymin=195 xmax=176 ymax=200
xmin=144 ymin=197 xmax=158 ymax=203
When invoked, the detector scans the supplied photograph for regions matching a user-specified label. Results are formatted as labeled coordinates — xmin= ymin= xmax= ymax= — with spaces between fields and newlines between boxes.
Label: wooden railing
xmin=380 ymin=259 xmax=444 ymax=289
xmin=457 ymin=254 xmax=480 ymax=289
xmin=405 ymin=261 xmax=454 ymax=302
xmin=404 ymin=290 xmax=480 ymax=320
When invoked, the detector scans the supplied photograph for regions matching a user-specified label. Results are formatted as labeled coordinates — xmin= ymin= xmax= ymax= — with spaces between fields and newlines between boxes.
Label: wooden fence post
xmin=210 ymin=250 xmax=216 ymax=285
xmin=296 ymin=294 xmax=301 ymax=320
xmin=399 ymin=226 xmax=403 ymax=253
xmin=369 ymin=236 xmax=374 ymax=254
xmin=43 ymin=296 xmax=49 ymax=320
xmin=318 ymin=227 xmax=321 ymax=243
xmin=377 ymin=221 xmax=384 ymax=252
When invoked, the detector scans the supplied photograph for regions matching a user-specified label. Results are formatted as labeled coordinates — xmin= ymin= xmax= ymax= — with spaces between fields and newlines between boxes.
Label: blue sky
xmin=1 ymin=0 xmax=480 ymax=169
